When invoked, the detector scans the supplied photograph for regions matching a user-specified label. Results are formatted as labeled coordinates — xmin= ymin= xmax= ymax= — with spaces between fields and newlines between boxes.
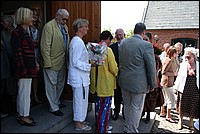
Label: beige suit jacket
xmin=40 ymin=19 xmax=70 ymax=70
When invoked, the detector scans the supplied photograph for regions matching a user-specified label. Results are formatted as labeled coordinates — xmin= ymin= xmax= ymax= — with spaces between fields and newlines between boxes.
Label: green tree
xmin=125 ymin=29 xmax=134 ymax=38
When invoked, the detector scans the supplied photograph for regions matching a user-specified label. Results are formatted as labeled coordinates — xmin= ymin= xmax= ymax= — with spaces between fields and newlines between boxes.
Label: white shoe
xmin=107 ymin=125 xmax=113 ymax=131
xmin=75 ymin=125 xmax=92 ymax=131
xmin=107 ymin=130 xmax=112 ymax=133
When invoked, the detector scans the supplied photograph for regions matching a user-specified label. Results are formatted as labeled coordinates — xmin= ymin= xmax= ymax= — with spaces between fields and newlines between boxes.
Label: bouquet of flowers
xmin=87 ymin=42 xmax=107 ymax=65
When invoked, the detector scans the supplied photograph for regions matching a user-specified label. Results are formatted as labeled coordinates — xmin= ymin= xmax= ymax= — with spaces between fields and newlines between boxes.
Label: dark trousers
xmin=113 ymin=84 xmax=123 ymax=115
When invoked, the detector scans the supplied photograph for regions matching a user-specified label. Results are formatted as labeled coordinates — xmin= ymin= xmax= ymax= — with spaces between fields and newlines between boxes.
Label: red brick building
xmin=143 ymin=1 xmax=199 ymax=55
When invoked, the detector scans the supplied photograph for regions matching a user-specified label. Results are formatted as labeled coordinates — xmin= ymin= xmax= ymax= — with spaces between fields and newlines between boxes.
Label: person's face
xmin=79 ymin=24 xmax=89 ymax=36
xmin=28 ymin=14 xmax=34 ymax=27
xmin=143 ymin=35 xmax=150 ymax=42
xmin=115 ymin=30 xmax=125 ymax=43
xmin=1 ymin=19 xmax=9 ymax=29
xmin=173 ymin=52 xmax=178 ymax=58
xmin=105 ymin=38 xmax=112 ymax=46
xmin=185 ymin=52 xmax=195 ymax=63
xmin=58 ymin=14 xmax=69 ymax=26
xmin=32 ymin=10 xmax=38 ymax=24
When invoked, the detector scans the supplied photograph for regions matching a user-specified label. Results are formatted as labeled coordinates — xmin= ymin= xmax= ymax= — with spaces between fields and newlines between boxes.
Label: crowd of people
xmin=1 ymin=7 xmax=199 ymax=133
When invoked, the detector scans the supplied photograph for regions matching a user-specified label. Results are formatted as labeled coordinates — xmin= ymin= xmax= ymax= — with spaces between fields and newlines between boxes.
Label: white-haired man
xmin=40 ymin=9 xmax=70 ymax=116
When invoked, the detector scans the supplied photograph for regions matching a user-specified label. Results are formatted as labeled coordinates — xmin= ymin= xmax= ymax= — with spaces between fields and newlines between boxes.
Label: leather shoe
xmin=51 ymin=110 xmax=63 ymax=116
xmin=112 ymin=114 xmax=119 ymax=120
xmin=59 ymin=104 xmax=66 ymax=108
xmin=145 ymin=118 xmax=150 ymax=124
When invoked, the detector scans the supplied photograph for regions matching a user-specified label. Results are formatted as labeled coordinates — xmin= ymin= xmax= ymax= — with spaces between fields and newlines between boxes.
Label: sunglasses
xmin=62 ymin=18 xmax=68 ymax=21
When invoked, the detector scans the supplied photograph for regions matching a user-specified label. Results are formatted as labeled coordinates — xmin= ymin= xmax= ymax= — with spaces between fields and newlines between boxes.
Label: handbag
xmin=143 ymin=89 xmax=157 ymax=112
xmin=156 ymin=87 xmax=164 ymax=107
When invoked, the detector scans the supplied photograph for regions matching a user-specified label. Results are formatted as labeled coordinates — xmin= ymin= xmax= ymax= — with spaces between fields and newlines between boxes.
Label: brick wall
xmin=146 ymin=29 xmax=199 ymax=49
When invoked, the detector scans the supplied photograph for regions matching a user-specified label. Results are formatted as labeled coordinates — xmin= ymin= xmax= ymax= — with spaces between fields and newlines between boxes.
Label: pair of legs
xmin=162 ymin=87 xmax=176 ymax=122
xmin=122 ymin=89 xmax=146 ymax=133
xmin=177 ymin=93 xmax=195 ymax=130
xmin=178 ymin=115 xmax=194 ymax=130
xmin=43 ymin=66 xmax=66 ymax=113
xmin=17 ymin=78 xmax=37 ymax=126
xmin=32 ymin=77 xmax=41 ymax=103
xmin=95 ymin=96 xmax=112 ymax=133
xmin=112 ymin=85 xmax=124 ymax=120
xmin=72 ymin=86 xmax=91 ymax=131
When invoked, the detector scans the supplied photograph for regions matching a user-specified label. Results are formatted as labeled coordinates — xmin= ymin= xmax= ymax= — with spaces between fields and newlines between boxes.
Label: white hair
xmin=56 ymin=9 xmax=69 ymax=16
xmin=184 ymin=47 xmax=198 ymax=60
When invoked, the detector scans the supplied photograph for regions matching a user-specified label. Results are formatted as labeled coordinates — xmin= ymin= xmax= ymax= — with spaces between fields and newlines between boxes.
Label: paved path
xmin=151 ymin=107 xmax=196 ymax=133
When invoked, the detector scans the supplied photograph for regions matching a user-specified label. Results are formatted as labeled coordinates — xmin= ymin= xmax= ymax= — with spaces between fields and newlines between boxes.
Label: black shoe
xmin=145 ymin=117 xmax=150 ymax=124
xmin=51 ymin=110 xmax=63 ymax=116
xmin=112 ymin=114 xmax=119 ymax=120
xmin=59 ymin=104 xmax=66 ymax=108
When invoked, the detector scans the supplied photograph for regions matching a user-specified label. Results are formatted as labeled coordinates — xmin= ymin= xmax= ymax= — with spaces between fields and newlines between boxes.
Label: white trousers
xmin=43 ymin=64 xmax=66 ymax=112
xmin=17 ymin=78 xmax=32 ymax=117
xmin=72 ymin=85 xmax=89 ymax=122
xmin=122 ymin=89 xmax=146 ymax=133
xmin=163 ymin=86 xmax=175 ymax=109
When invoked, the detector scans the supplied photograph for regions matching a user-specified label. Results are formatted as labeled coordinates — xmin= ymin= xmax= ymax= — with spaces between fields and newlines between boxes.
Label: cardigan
xmin=174 ymin=61 xmax=199 ymax=93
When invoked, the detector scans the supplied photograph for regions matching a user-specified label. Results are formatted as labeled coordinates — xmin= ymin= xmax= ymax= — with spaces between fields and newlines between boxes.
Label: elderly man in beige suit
xmin=40 ymin=9 xmax=70 ymax=116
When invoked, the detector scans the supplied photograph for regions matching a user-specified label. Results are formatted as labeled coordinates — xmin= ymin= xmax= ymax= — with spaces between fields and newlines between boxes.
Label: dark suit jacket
xmin=109 ymin=42 xmax=119 ymax=66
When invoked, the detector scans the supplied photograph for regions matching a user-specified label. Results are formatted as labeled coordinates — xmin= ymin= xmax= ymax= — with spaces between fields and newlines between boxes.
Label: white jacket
xmin=174 ymin=61 xmax=199 ymax=93
xmin=67 ymin=36 xmax=91 ymax=87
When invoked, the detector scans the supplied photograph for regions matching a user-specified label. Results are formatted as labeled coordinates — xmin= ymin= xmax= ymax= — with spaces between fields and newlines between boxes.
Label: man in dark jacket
xmin=109 ymin=28 xmax=125 ymax=120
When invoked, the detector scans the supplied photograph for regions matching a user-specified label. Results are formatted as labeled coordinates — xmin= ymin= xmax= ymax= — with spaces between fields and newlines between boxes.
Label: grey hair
xmin=174 ymin=42 xmax=183 ymax=48
xmin=115 ymin=28 xmax=125 ymax=34
xmin=72 ymin=18 xmax=89 ymax=32
xmin=184 ymin=47 xmax=198 ymax=60
xmin=56 ymin=9 xmax=69 ymax=16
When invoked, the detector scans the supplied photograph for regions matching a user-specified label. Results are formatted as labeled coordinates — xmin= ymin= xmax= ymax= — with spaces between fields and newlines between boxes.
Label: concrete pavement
xmin=1 ymin=100 xmax=196 ymax=133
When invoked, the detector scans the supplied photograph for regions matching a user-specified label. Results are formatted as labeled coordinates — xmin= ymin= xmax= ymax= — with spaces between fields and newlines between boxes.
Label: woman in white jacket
xmin=67 ymin=18 xmax=93 ymax=131
xmin=174 ymin=47 xmax=199 ymax=130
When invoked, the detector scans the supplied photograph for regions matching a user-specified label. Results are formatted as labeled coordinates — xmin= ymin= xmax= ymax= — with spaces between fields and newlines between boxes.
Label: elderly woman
xmin=11 ymin=7 xmax=38 ymax=126
xmin=67 ymin=18 xmax=92 ymax=131
xmin=174 ymin=47 xmax=199 ymax=130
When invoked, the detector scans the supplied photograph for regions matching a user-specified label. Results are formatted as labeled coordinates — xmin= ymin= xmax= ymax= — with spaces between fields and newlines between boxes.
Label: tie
xmin=61 ymin=26 xmax=67 ymax=48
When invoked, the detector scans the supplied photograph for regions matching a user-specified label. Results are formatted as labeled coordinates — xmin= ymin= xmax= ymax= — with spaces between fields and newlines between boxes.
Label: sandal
xmin=75 ymin=125 xmax=92 ymax=131
xmin=82 ymin=121 xmax=89 ymax=125
xmin=160 ymin=113 xmax=166 ymax=117
xmin=17 ymin=116 xmax=34 ymax=122
xmin=165 ymin=118 xmax=177 ymax=123
xmin=19 ymin=119 xmax=38 ymax=126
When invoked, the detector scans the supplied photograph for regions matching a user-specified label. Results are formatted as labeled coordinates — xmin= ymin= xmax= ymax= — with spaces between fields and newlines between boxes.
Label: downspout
xmin=43 ymin=1 xmax=46 ymax=24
